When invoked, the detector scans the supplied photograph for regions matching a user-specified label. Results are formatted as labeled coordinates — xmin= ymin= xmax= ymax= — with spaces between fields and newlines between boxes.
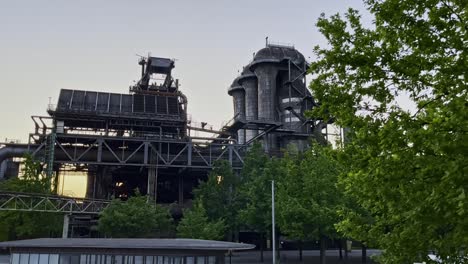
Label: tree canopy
xmin=309 ymin=0 xmax=467 ymax=262
xmin=98 ymin=192 xmax=174 ymax=238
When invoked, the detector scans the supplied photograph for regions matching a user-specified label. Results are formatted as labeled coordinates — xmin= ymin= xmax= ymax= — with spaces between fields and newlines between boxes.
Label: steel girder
xmin=32 ymin=134 xmax=245 ymax=169
xmin=0 ymin=192 xmax=110 ymax=214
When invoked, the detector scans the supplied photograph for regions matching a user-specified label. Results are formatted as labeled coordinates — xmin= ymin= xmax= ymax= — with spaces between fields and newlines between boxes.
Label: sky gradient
xmin=0 ymin=0 xmax=370 ymax=142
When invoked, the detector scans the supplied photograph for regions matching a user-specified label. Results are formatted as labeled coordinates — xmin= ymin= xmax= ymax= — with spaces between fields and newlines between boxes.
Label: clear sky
xmin=0 ymin=0 xmax=371 ymax=142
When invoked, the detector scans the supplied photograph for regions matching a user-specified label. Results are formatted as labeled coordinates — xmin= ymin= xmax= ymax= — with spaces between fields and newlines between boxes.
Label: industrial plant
xmin=0 ymin=42 xmax=340 ymax=235
xmin=228 ymin=43 xmax=323 ymax=152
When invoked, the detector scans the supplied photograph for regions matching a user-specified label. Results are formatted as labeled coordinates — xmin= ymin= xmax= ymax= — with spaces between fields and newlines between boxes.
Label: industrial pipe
xmin=0 ymin=145 xmax=32 ymax=164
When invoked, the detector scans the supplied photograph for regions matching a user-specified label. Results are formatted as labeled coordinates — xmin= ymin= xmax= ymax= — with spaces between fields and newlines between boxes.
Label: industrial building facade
xmin=0 ymin=43 xmax=334 ymax=210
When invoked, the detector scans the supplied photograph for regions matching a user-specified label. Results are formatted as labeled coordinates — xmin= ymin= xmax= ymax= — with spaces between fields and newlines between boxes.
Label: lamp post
xmin=271 ymin=180 xmax=276 ymax=264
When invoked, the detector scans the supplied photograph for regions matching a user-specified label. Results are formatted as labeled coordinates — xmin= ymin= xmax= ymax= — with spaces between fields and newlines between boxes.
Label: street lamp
xmin=271 ymin=180 xmax=276 ymax=264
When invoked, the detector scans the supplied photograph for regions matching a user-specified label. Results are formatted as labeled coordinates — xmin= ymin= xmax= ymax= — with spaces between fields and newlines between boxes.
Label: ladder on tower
xmin=43 ymin=132 xmax=56 ymax=178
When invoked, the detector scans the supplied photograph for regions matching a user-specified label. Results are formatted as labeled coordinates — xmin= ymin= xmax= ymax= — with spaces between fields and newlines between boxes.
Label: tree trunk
xmin=299 ymin=240 xmax=303 ymax=261
xmin=260 ymin=232 xmax=264 ymax=262
xmin=361 ymin=243 xmax=367 ymax=264
xmin=339 ymin=239 xmax=343 ymax=260
xmin=344 ymin=240 xmax=349 ymax=264
xmin=276 ymin=230 xmax=280 ymax=261
xmin=320 ymin=235 xmax=327 ymax=264
xmin=234 ymin=228 xmax=239 ymax=242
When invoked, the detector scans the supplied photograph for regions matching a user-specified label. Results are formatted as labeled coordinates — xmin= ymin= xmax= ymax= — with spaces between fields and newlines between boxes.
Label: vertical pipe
xmin=0 ymin=160 xmax=7 ymax=180
xmin=165 ymin=97 xmax=169 ymax=115
xmin=119 ymin=94 xmax=122 ymax=113
xmin=107 ymin=93 xmax=110 ymax=113
xmin=238 ymin=70 xmax=258 ymax=143
xmin=187 ymin=143 xmax=192 ymax=166
xmin=143 ymin=142 xmax=148 ymax=165
xmin=95 ymin=92 xmax=99 ymax=111
xmin=83 ymin=91 xmax=87 ymax=110
xmin=178 ymin=174 xmax=184 ymax=205
xmin=69 ymin=90 xmax=74 ymax=110
xmin=93 ymin=171 xmax=97 ymax=199
xmin=272 ymin=180 xmax=276 ymax=264
xmin=254 ymin=65 xmax=278 ymax=152
xmin=62 ymin=214 xmax=70 ymax=238
xmin=228 ymin=145 xmax=233 ymax=166
xmin=231 ymin=91 xmax=246 ymax=144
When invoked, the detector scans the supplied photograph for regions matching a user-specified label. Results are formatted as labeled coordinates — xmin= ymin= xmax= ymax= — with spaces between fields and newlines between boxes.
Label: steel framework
xmin=30 ymin=134 xmax=245 ymax=169
xmin=0 ymin=192 xmax=109 ymax=214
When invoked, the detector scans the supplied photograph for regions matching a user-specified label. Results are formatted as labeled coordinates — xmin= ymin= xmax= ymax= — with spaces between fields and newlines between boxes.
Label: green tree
xmin=98 ymin=192 xmax=174 ymax=238
xmin=0 ymin=154 xmax=62 ymax=241
xmin=237 ymin=143 xmax=276 ymax=262
xmin=176 ymin=199 xmax=226 ymax=240
xmin=193 ymin=160 xmax=240 ymax=240
xmin=309 ymin=1 xmax=467 ymax=262
xmin=277 ymin=144 xmax=343 ymax=264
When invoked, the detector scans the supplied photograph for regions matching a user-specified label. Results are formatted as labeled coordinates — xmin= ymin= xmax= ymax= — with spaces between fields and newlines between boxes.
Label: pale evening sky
xmin=0 ymin=0 xmax=371 ymax=142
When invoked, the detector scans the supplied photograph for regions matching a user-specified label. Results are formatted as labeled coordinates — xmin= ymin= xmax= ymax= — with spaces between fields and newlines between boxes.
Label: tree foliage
xmin=98 ymin=192 xmax=174 ymax=238
xmin=176 ymin=199 xmax=226 ymax=240
xmin=237 ymin=143 xmax=281 ymax=261
xmin=309 ymin=0 xmax=467 ymax=262
xmin=0 ymin=154 xmax=62 ymax=241
xmin=238 ymin=143 xmax=272 ymax=234
xmin=276 ymin=144 xmax=344 ymax=264
xmin=277 ymin=144 xmax=343 ymax=241
xmin=193 ymin=160 xmax=240 ymax=240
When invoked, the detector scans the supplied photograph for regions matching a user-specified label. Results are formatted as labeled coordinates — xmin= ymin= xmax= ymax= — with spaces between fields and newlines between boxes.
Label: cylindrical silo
xmin=229 ymin=44 xmax=315 ymax=153
xmin=250 ymin=47 xmax=284 ymax=152
xmin=227 ymin=77 xmax=246 ymax=144
xmin=253 ymin=65 xmax=278 ymax=122
xmin=238 ymin=66 xmax=258 ymax=143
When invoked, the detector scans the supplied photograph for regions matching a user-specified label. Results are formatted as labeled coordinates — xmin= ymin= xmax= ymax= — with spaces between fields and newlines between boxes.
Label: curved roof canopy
xmin=0 ymin=238 xmax=255 ymax=252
